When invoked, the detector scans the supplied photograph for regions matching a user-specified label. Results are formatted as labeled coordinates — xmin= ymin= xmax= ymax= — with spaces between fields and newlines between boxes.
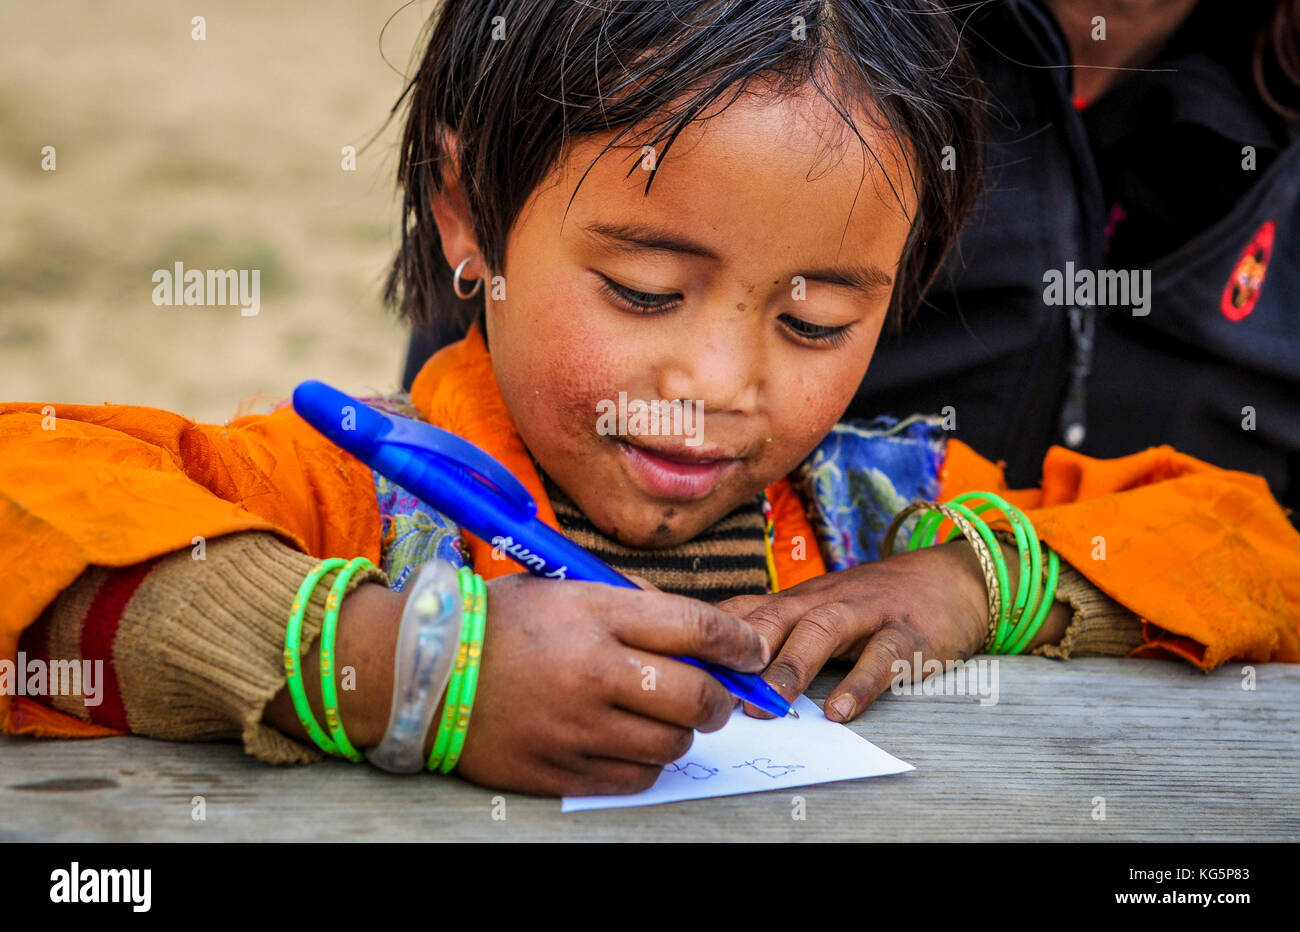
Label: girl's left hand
xmin=716 ymin=541 xmax=991 ymax=723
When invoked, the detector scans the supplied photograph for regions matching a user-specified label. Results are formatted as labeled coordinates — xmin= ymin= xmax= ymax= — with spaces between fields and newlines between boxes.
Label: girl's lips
xmin=619 ymin=440 xmax=739 ymax=501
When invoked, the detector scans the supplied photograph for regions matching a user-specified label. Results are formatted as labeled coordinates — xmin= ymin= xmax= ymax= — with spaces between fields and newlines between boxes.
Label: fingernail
xmin=759 ymin=637 xmax=772 ymax=668
xmin=829 ymin=695 xmax=854 ymax=721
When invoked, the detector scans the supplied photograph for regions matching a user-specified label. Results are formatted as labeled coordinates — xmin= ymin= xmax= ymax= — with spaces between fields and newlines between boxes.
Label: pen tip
xmin=787 ymin=708 xmax=799 ymax=719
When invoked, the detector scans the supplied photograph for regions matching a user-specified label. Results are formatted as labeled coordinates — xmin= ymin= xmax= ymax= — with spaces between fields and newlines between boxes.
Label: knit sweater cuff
xmin=34 ymin=532 xmax=388 ymax=764
xmin=1030 ymin=558 xmax=1144 ymax=659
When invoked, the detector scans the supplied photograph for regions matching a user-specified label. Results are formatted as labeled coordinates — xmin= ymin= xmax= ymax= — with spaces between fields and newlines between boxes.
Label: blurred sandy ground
xmin=0 ymin=0 xmax=437 ymax=422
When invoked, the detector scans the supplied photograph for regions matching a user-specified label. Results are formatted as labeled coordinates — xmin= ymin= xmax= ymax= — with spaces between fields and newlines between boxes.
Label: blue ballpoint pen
xmin=292 ymin=379 xmax=796 ymax=719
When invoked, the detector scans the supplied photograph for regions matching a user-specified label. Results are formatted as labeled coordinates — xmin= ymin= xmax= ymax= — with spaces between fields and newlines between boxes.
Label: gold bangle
xmin=884 ymin=500 xmax=1003 ymax=651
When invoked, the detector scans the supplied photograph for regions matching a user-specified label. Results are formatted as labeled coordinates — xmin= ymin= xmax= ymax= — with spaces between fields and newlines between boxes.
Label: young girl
xmin=2 ymin=0 xmax=1298 ymax=798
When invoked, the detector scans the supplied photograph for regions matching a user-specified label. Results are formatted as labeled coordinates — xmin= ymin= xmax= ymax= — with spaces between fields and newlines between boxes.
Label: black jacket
xmin=852 ymin=0 xmax=1300 ymax=506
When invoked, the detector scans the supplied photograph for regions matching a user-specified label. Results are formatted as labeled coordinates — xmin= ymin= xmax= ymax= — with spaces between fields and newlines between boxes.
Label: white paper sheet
xmin=561 ymin=694 xmax=914 ymax=811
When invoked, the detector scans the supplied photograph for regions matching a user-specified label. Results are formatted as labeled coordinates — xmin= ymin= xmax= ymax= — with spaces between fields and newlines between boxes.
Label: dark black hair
xmin=384 ymin=0 xmax=985 ymax=333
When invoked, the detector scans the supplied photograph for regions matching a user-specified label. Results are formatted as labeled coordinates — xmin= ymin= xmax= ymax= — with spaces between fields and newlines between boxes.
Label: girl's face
xmin=459 ymin=83 xmax=914 ymax=548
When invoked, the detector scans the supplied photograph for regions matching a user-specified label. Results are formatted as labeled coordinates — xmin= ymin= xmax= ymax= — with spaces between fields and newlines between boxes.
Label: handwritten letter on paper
xmin=562 ymin=695 xmax=913 ymax=811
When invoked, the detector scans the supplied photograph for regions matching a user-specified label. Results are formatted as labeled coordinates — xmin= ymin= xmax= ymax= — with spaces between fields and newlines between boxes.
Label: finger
xmin=516 ymin=761 xmax=609 ymax=798
xmin=586 ymin=708 xmax=696 ymax=766
xmin=742 ymin=600 xmax=869 ymax=719
xmin=609 ymin=649 xmax=736 ymax=732
xmin=823 ymin=623 xmax=919 ymax=723
xmin=725 ymin=592 xmax=823 ymax=666
xmin=561 ymin=755 xmax=666 ymax=795
xmin=578 ymin=582 xmax=767 ymax=671
xmin=714 ymin=593 xmax=765 ymax=617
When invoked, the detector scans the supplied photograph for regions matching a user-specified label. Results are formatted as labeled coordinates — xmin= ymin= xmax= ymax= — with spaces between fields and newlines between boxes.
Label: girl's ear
xmin=429 ymin=126 xmax=487 ymax=280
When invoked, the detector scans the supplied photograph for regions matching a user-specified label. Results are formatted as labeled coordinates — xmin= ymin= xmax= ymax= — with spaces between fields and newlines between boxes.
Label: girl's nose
xmin=657 ymin=333 xmax=762 ymax=416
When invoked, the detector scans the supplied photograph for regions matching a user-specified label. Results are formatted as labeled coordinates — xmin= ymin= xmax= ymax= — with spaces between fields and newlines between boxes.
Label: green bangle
xmin=922 ymin=497 xmax=1034 ymax=653
xmin=945 ymin=493 xmax=1041 ymax=653
xmin=907 ymin=501 xmax=1012 ymax=647
xmin=426 ymin=567 xmax=476 ymax=772
xmin=885 ymin=501 xmax=1010 ymax=652
xmin=440 ymin=571 xmax=485 ymax=773
xmin=992 ymin=500 xmax=1047 ymax=652
xmin=947 ymin=496 xmax=1059 ymax=654
xmin=284 ymin=558 xmax=347 ymax=757
xmin=319 ymin=557 xmax=376 ymax=763
xmin=887 ymin=494 xmax=1063 ymax=655
xmin=959 ymin=497 xmax=1051 ymax=653
xmin=946 ymin=493 xmax=1034 ymax=647
xmin=1006 ymin=546 xmax=1061 ymax=654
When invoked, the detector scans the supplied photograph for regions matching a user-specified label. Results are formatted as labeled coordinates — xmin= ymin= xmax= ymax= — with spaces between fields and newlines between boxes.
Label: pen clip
xmin=380 ymin=413 xmax=539 ymax=521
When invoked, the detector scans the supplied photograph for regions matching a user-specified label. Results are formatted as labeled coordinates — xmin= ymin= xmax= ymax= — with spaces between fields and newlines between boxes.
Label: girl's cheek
xmin=768 ymin=367 xmax=858 ymax=463
xmin=499 ymin=289 xmax=632 ymax=456
xmin=538 ymin=317 xmax=618 ymax=420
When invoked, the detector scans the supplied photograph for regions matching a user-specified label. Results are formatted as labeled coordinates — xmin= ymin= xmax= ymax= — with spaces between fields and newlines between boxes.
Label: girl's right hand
xmin=454 ymin=573 xmax=768 ymax=796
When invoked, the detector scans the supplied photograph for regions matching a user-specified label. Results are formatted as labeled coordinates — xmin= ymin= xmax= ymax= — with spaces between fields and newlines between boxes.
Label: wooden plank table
xmin=2 ymin=657 xmax=1297 ymax=841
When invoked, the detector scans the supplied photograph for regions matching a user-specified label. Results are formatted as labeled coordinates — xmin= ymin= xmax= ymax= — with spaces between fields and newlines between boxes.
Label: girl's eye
xmin=598 ymin=274 xmax=851 ymax=347
xmin=597 ymin=275 xmax=681 ymax=314
xmin=779 ymin=313 xmax=853 ymax=348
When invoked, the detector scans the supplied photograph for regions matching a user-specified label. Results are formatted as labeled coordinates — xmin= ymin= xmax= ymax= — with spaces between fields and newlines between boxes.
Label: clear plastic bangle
xmin=365 ymin=559 xmax=464 ymax=774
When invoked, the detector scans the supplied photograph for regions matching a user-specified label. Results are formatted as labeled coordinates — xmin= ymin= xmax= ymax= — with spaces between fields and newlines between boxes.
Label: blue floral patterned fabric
xmin=360 ymin=393 xmax=468 ymax=593
xmin=366 ymin=392 xmax=949 ymax=590
xmin=792 ymin=415 xmax=948 ymax=571
xmin=373 ymin=470 xmax=468 ymax=592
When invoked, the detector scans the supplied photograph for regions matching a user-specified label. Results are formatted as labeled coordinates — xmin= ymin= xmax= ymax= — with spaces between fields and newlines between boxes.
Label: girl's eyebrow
xmin=582 ymin=220 xmax=893 ymax=299
xmin=797 ymin=264 xmax=893 ymax=298
xmin=583 ymin=220 xmax=718 ymax=259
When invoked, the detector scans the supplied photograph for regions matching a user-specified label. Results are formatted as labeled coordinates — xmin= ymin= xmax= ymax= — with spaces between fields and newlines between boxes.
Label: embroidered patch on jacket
xmin=1220 ymin=220 xmax=1275 ymax=321
xmin=793 ymin=414 xmax=948 ymax=571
